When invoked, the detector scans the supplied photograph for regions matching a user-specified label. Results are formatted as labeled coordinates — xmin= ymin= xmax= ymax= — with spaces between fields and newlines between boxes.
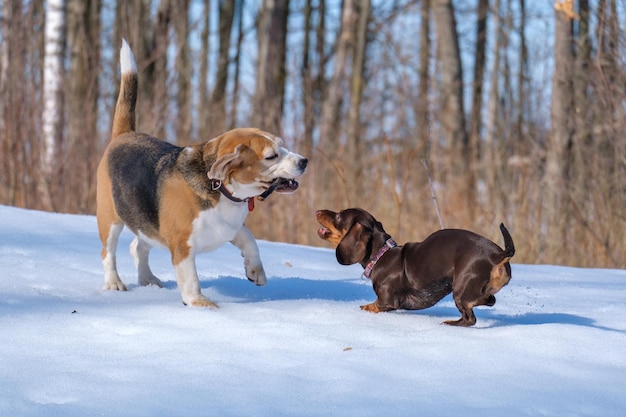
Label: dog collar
xmin=362 ymin=238 xmax=397 ymax=279
xmin=209 ymin=178 xmax=286 ymax=212
xmin=209 ymin=179 xmax=255 ymax=211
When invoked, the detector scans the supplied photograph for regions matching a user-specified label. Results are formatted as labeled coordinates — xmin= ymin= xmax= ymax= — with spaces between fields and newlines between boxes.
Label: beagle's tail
xmin=499 ymin=223 xmax=515 ymax=260
xmin=111 ymin=39 xmax=138 ymax=139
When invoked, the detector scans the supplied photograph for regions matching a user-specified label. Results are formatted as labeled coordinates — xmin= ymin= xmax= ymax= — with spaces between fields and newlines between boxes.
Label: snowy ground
xmin=0 ymin=205 xmax=625 ymax=417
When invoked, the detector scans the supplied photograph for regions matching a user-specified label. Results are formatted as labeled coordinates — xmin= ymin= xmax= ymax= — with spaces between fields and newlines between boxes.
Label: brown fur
xmin=316 ymin=208 xmax=515 ymax=327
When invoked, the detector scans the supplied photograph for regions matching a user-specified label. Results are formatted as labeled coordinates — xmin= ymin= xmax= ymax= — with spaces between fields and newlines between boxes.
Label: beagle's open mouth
xmin=274 ymin=178 xmax=299 ymax=193
xmin=258 ymin=178 xmax=299 ymax=201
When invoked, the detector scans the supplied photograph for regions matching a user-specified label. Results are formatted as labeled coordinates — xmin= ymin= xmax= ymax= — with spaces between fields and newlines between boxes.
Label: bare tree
xmin=228 ymin=0 xmax=245 ymax=130
xmin=197 ymin=0 xmax=212 ymax=139
xmin=318 ymin=0 xmax=355 ymax=209
xmin=484 ymin=0 xmax=502 ymax=209
xmin=66 ymin=0 xmax=101 ymax=213
xmin=544 ymin=1 xmax=575 ymax=260
xmin=208 ymin=0 xmax=236 ymax=137
xmin=469 ymin=0 xmax=489 ymax=164
xmin=41 ymin=0 xmax=66 ymax=211
xmin=151 ymin=0 xmax=171 ymax=138
xmin=253 ymin=0 xmax=290 ymax=134
xmin=345 ymin=0 xmax=371 ymax=206
xmin=173 ymin=0 xmax=191 ymax=143
xmin=415 ymin=0 xmax=431 ymax=153
xmin=432 ymin=0 xmax=471 ymax=216
xmin=247 ymin=0 xmax=292 ymax=242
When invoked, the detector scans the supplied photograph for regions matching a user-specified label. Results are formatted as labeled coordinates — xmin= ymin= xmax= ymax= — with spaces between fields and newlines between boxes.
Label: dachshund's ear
xmin=336 ymin=222 xmax=370 ymax=265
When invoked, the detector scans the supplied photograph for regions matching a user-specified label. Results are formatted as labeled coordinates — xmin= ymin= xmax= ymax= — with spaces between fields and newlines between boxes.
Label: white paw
xmin=184 ymin=295 xmax=219 ymax=308
xmin=103 ymin=279 xmax=128 ymax=291
xmin=245 ymin=263 xmax=267 ymax=286
xmin=138 ymin=274 xmax=164 ymax=288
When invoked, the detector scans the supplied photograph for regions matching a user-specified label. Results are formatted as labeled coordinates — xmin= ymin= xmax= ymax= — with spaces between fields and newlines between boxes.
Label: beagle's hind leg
xmin=130 ymin=237 xmax=164 ymax=287
xmin=100 ymin=222 xmax=128 ymax=291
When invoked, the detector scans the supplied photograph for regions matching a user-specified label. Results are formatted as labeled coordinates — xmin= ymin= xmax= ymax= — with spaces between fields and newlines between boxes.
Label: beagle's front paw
xmin=245 ymin=262 xmax=267 ymax=286
xmin=103 ymin=277 xmax=128 ymax=291
xmin=184 ymin=295 xmax=219 ymax=308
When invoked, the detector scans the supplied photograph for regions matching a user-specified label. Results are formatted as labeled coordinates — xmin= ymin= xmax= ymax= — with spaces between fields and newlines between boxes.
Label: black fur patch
xmin=108 ymin=133 xmax=181 ymax=234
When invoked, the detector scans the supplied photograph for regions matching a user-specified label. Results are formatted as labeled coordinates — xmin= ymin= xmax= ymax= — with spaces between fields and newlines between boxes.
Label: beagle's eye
xmin=265 ymin=153 xmax=278 ymax=161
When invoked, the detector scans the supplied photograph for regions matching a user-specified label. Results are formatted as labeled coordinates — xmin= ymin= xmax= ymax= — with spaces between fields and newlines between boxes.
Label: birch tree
xmin=41 ymin=0 xmax=67 ymax=211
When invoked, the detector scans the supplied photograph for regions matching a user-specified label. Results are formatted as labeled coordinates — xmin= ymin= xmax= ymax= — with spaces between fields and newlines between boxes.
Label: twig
xmin=421 ymin=157 xmax=444 ymax=230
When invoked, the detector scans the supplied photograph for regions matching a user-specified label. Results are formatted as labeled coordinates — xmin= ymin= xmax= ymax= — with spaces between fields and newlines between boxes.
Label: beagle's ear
xmin=336 ymin=222 xmax=370 ymax=265
xmin=207 ymin=144 xmax=242 ymax=180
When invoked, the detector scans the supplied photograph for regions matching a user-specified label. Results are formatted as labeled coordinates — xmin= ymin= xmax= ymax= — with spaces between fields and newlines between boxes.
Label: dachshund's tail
xmin=485 ymin=223 xmax=516 ymax=296
xmin=499 ymin=223 xmax=515 ymax=260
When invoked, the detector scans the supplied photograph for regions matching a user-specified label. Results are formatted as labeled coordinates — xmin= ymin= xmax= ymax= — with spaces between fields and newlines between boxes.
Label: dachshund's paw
xmin=360 ymin=302 xmax=381 ymax=313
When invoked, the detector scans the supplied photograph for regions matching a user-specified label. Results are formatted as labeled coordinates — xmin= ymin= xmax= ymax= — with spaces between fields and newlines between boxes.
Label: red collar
xmin=362 ymin=238 xmax=397 ymax=279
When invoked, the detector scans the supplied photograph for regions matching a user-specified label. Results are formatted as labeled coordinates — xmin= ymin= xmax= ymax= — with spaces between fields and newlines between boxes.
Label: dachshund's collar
xmin=363 ymin=238 xmax=398 ymax=279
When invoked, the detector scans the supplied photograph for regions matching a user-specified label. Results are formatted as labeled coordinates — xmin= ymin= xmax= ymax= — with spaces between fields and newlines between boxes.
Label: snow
xmin=1 ymin=204 xmax=625 ymax=417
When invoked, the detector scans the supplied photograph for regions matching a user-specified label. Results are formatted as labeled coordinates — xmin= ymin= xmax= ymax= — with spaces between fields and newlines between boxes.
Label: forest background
xmin=0 ymin=0 xmax=624 ymax=268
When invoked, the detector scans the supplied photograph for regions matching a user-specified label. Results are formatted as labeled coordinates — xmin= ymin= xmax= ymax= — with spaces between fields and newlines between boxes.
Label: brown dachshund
xmin=316 ymin=208 xmax=515 ymax=326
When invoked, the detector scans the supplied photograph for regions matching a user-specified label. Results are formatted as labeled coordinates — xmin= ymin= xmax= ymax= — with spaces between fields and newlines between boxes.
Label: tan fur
xmin=96 ymin=150 xmax=119 ymax=258
xmin=316 ymin=212 xmax=346 ymax=248
xmin=158 ymin=173 xmax=199 ymax=264
xmin=486 ymin=257 xmax=512 ymax=295
xmin=97 ymin=41 xmax=307 ymax=306
xmin=360 ymin=302 xmax=381 ymax=313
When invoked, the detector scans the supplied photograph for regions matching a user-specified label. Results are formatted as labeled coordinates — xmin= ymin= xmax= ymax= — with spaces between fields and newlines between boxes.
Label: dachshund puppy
xmin=316 ymin=208 xmax=515 ymax=326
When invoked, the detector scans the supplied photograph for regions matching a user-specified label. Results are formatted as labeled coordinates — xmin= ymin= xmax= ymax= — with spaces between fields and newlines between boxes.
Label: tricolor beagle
xmin=96 ymin=40 xmax=307 ymax=307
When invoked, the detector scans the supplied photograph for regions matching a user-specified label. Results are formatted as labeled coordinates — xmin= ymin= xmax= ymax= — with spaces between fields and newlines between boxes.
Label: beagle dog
xmin=316 ymin=208 xmax=515 ymax=326
xmin=97 ymin=40 xmax=307 ymax=307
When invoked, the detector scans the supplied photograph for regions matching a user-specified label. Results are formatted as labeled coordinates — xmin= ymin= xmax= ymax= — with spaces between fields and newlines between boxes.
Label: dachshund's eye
xmin=265 ymin=153 xmax=278 ymax=161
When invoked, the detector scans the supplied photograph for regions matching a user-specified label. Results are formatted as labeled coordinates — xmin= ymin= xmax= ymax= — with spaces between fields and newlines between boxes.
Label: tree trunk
xmin=416 ymin=0 xmax=430 ymax=155
xmin=545 ymin=3 xmax=575 ymax=260
xmin=41 ymin=0 xmax=67 ymax=211
xmin=432 ymin=0 xmax=471 ymax=216
xmin=151 ymin=0 xmax=171 ymax=138
xmin=247 ymin=0 xmax=291 ymax=242
xmin=0 ymin=1 xmax=18 ymax=206
xmin=253 ymin=0 xmax=289 ymax=134
xmin=484 ymin=0 xmax=502 ymax=218
xmin=209 ymin=0 xmax=235 ymax=137
xmin=345 ymin=0 xmax=371 ymax=206
xmin=66 ymin=0 xmax=101 ymax=213
xmin=173 ymin=0 xmax=191 ymax=144
xmin=197 ymin=0 xmax=212 ymax=139
xmin=318 ymin=0 xmax=354 ymax=208
xmin=229 ymin=0 xmax=244 ymax=130
xmin=469 ymin=0 xmax=488 ymax=164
